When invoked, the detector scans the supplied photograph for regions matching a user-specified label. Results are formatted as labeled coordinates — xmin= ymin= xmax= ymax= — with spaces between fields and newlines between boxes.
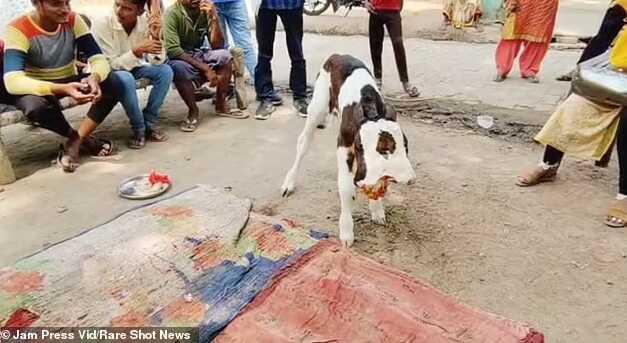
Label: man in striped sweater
xmin=3 ymin=0 xmax=122 ymax=172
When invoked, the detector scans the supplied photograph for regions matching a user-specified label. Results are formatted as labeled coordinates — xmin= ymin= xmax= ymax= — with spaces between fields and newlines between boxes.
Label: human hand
xmin=204 ymin=69 xmax=218 ymax=86
xmin=83 ymin=75 xmax=102 ymax=103
xmin=200 ymin=0 xmax=216 ymax=14
xmin=365 ymin=0 xmax=376 ymax=14
xmin=51 ymin=82 xmax=94 ymax=104
xmin=506 ymin=0 xmax=518 ymax=13
xmin=133 ymin=39 xmax=163 ymax=57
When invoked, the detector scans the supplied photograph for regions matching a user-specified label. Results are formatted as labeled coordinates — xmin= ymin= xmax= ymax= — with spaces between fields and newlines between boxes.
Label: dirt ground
xmin=1 ymin=89 xmax=626 ymax=341
xmin=0 ymin=5 xmax=625 ymax=340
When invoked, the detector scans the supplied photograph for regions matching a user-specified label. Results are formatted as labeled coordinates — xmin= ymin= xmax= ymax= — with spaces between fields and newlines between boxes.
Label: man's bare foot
xmin=60 ymin=133 xmax=81 ymax=172
xmin=180 ymin=108 xmax=200 ymax=132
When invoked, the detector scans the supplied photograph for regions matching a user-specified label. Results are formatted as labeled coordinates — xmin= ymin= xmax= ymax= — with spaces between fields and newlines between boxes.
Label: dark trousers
xmin=543 ymin=110 xmax=627 ymax=194
xmin=13 ymin=74 xmax=121 ymax=138
xmin=369 ymin=10 xmax=409 ymax=83
xmin=578 ymin=5 xmax=626 ymax=64
xmin=255 ymin=7 xmax=307 ymax=100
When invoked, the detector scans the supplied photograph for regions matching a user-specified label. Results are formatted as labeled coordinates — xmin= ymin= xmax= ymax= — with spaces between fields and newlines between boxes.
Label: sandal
xmin=215 ymin=109 xmax=249 ymax=119
xmin=606 ymin=199 xmax=627 ymax=228
xmin=56 ymin=145 xmax=79 ymax=173
xmin=556 ymin=72 xmax=573 ymax=82
xmin=180 ymin=117 xmax=199 ymax=132
xmin=402 ymin=82 xmax=420 ymax=98
xmin=128 ymin=132 xmax=146 ymax=150
xmin=81 ymin=136 xmax=116 ymax=157
xmin=523 ymin=75 xmax=540 ymax=84
xmin=146 ymin=128 xmax=168 ymax=142
xmin=516 ymin=165 xmax=558 ymax=187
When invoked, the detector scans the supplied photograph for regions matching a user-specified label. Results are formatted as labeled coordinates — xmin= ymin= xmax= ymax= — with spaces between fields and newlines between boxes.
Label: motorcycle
xmin=303 ymin=0 xmax=365 ymax=16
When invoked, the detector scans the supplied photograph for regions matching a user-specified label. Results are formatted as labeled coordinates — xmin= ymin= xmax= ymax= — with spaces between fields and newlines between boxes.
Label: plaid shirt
xmin=261 ymin=0 xmax=304 ymax=10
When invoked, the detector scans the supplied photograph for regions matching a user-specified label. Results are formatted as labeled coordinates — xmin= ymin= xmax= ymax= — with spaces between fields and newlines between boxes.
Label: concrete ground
xmin=2 ymin=4 xmax=626 ymax=342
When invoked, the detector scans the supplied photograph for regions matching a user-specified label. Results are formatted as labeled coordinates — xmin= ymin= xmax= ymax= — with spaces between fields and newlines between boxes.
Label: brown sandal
xmin=516 ymin=165 xmax=558 ymax=187
xmin=606 ymin=199 xmax=627 ymax=228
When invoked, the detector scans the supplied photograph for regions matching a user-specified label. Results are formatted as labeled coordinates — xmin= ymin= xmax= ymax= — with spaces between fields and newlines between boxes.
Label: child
xmin=366 ymin=0 xmax=419 ymax=97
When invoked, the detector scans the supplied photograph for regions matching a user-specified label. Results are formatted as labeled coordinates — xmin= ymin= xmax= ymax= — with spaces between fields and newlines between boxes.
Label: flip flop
xmin=81 ymin=136 xmax=116 ymax=157
xmin=606 ymin=199 xmax=627 ymax=228
xmin=215 ymin=109 xmax=249 ymax=119
xmin=180 ymin=117 xmax=199 ymax=132
xmin=402 ymin=82 xmax=420 ymax=98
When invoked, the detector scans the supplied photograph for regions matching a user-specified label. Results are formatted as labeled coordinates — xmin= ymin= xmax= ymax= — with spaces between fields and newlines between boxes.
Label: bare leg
xmin=214 ymin=62 xmax=233 ymax=114
xmin=174 ymin=80 xmax=200 ymax=121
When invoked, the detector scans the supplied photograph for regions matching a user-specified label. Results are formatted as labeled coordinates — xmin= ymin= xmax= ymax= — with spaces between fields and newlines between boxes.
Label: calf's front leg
xmin=369 ymin=199 xmax=386 ymax=225
xmin=337 ymin=147 xmax=355 ymax=247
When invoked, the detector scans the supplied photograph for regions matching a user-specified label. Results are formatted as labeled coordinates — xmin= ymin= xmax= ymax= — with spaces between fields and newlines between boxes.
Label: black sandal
xmin=82 ymin=137 xmax=116 ymax=157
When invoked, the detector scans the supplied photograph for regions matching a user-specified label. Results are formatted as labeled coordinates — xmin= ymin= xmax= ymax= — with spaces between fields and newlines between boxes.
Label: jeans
xmin=255 ymin=7 xmax=307 ymax=100
xmin=215 ymin=0 xmax=258 ymax=78
xmin=112 ymin=64 xmax=174 ymax=134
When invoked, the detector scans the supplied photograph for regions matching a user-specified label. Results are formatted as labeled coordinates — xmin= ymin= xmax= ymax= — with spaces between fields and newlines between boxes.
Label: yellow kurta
xmin=535 ymin=94 xmax=621 ymax=161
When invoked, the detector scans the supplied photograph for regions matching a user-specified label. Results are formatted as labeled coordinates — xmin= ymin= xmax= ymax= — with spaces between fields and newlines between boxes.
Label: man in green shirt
xmin=165 ymin=0 xmax=246 ymax=132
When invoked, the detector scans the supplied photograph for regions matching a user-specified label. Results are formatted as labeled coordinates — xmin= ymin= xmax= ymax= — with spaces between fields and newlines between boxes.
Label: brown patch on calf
xmin=337 ymin=103 xmax=362 ymax=148
xmin=323 ymin=54 xmax=369 ymax=114
xmin=347 ymin=148 xmax=355 ymax=172
xmin=376 ymin=131 xmax=396 ymax=157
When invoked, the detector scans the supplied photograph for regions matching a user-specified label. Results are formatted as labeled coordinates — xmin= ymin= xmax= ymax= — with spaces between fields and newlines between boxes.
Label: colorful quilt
xmin=0 ymin=185 xmax=327 ymax=341
xmin=1 ymin=185 xmax=544 ymax=342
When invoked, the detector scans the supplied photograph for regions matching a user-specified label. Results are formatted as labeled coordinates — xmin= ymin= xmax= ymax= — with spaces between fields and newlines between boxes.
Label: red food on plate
xmin=149 ymin=171 xmax=172 ymax=185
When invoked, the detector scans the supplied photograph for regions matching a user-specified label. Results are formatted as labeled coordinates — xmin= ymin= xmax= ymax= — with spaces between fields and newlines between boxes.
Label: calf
xmin=281 ymin=54 xmax=416 ymax=247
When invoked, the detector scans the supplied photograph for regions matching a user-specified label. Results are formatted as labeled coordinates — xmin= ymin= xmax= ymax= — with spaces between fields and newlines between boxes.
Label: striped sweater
xmin=3 ymin=12 xmax=110 ymax=97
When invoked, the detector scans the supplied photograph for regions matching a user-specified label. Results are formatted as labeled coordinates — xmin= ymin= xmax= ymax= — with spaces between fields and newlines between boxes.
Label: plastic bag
xmin=572 ymin=50 xmax=627 ymax=106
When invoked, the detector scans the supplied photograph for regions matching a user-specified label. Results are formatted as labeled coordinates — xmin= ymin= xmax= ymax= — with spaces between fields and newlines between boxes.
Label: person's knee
xmin=17 ymin=96 xmax=49 ymax=119
xmin=155 ymin=64 xmax=174 ymax=83
xmin=110 ymin=71 xmax=137 ymax=92
xmin=169 ymin=61 xmax=195 ymax=82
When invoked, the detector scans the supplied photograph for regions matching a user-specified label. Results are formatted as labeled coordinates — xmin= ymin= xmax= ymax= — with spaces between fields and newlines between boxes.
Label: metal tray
xmin=118 ymin=174 xmax=171 ymax=200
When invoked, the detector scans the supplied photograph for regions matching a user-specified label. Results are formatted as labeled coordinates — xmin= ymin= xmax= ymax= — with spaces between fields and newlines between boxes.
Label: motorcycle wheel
xmin=303 ymin=0 xmax=331 ymax=15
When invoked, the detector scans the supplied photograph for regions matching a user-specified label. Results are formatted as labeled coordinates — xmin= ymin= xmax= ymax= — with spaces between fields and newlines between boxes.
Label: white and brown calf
xmin=280 ymin=54 xmax=416 ymax=247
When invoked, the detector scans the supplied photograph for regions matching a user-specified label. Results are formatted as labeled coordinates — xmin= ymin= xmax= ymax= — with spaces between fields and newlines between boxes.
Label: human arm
xmin=74 ymin=14 xmax=110 ymax=82
xmin=200 ymin=0 xmax=225 ymax=49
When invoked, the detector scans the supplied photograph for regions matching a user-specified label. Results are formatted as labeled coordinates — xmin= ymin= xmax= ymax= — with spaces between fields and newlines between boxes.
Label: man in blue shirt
xmin=254 ymin=0 xmax=308 ymax=120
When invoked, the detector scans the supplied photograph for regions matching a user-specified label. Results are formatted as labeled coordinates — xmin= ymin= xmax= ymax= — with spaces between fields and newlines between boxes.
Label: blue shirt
xmin=261 ymin=0 xmax=304 ymax=10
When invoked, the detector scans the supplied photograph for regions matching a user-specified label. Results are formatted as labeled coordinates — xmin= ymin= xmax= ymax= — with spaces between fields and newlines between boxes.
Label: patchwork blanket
xmin=1 ymin=185 xmax=544 ymax=342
